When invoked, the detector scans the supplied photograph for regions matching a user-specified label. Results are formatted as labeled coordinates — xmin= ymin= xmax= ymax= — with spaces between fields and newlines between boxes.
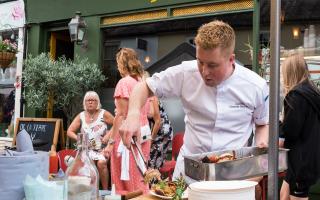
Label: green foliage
xmin=172 ymin=175 xmax=187 ymax=200
xmin=23 ymin=53 xmax=106 ymax=124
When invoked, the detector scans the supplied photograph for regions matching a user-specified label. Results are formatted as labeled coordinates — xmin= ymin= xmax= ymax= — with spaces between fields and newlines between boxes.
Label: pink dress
xmin=111 ymin=75 xmax=151 ymax=195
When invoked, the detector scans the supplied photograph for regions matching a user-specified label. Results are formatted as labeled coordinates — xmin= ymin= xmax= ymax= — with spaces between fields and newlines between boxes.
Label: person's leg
xmin=97 ymin=159 xmax=109 ymax=190
xmin=280 ymin=180 xmax=290 ymax=200
xmin=246 ymin=176 xmax=263 ymax=200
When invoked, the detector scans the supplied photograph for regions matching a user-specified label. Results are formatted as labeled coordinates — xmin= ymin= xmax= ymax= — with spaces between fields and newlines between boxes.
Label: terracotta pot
xmin=0 ymin=52 xmax=15 ymax=69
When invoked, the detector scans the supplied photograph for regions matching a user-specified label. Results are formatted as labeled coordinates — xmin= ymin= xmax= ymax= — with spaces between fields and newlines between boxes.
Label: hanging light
xmin=292 ymin=27 xmax=300 ymax=39
xmin=144 ymin=56 xmax=151 ymax=63
xmin=280 ymin=10 xmax=285 ymax=24
xmin=68 ymin=11 xmax=87 ymax=44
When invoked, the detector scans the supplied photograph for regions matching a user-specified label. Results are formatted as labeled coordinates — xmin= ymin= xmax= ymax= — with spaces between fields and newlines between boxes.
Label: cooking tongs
xmin=130 ymin=136 xmax=148 ymax=176
xmin=130 ymin=136 xmax=161 ymax=184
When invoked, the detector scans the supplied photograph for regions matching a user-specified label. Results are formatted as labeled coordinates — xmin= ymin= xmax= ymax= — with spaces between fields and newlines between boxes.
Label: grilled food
xmin=151 ymin=175 xmax=186 ymax=200
xmin=202 ymin=151 xmax=236 ymax=163
xmin=152 ymin=181 xmax=176 ymax=197
xmin=144 ymin=168 xmax=161 ymax=184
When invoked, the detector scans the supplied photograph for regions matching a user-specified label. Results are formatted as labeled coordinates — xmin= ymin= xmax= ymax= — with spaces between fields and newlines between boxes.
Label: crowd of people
xmin=65 ymin=20 xmax=320 ymax=199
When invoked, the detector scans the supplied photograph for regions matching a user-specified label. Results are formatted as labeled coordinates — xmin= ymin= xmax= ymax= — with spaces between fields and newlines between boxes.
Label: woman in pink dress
xmin=104 ymin=48 xmax=151 ymax=194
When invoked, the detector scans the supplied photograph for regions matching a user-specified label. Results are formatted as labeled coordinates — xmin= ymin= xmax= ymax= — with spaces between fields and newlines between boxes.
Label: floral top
xmin=80 ymin=109 xmax=108 ymax=160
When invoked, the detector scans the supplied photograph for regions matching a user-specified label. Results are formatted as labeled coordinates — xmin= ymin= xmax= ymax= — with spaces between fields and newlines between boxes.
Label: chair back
xmin=57 ymin=149 xmax=77 ymax=172
xmin=172 ymin=132 xmax=184 ymax=160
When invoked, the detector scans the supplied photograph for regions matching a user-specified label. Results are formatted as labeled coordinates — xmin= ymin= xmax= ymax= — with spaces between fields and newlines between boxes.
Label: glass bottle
xmin=66 ymin=130 xmax=99 ymax=200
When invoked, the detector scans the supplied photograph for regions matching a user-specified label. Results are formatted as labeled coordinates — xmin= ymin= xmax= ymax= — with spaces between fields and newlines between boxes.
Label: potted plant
xmin=241 ymin=37 xmax=270 ymax=80
xmin=0 ymin=38 xmax=17 ymax=71
xmin=23 ymin=53 xmax=106 ymax=133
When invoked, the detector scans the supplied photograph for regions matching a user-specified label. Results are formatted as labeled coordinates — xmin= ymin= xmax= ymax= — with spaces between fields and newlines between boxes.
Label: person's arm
xmin=253 ymin=82 xmax=269 ymax=148
xmin=104 ymin=110 xmax=114 ymax=126
xmin=150 ymin=97 xmax=161 ymax=140
xmin=67 ymin=114 xmax=81 ymax=141
xmin=104 ymin=98 xmax=128 ymax=157
xmin=101 ymin=111 xmax=114 ymax=144
xmin=119 ymin=81 xmax=153 ymax=148
xmin=280 ymin=92 xmax=306 ymax=141
xmin=254 ymin=124 xmax=269 ymax=147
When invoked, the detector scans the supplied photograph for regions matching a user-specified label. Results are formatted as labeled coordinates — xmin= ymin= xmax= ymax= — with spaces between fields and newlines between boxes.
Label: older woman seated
xmin=67 ymin=91 xmax=114 ymax=190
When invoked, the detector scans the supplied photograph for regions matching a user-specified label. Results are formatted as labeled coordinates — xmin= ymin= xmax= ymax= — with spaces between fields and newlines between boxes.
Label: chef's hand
xmin=119 ymin=111 xmax=141 ymax=149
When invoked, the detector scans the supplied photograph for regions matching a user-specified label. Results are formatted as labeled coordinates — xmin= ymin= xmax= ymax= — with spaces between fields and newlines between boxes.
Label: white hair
xmin=83 ymin=91 xmax=101 ymax=111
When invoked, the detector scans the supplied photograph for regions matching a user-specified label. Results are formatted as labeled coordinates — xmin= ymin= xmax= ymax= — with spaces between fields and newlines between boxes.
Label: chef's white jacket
xmin=146 ymin=60 xmax=269 ymax=181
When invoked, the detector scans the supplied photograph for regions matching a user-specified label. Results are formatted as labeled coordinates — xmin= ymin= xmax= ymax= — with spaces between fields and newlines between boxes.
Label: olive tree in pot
xmin=23 ymin=53 xmax=106 ymax=146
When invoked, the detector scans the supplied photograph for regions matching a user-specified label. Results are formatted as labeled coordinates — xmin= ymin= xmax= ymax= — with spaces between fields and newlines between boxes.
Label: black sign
xmin=14 ymin=118 xmax=63 ymax=151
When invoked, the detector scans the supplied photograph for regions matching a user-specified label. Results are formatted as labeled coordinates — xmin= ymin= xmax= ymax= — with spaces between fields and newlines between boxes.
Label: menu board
xmin=13 ymin=118 xmax=64 ymax=151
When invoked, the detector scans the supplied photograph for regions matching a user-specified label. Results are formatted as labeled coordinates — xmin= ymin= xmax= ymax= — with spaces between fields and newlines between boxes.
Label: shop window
xmin=102 ymin=41 xmax=121 ymax=88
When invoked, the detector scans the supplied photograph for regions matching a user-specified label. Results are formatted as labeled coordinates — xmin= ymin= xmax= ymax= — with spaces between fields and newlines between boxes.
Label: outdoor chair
xmin=57 ymin=149 xmax=77 ymax=172
xmin=159 ymin=132 xmax=184 ymax=181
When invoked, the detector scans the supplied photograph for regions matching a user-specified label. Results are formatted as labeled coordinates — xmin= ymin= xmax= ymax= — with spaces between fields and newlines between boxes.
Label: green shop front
xmin=24 ymin=0 xmax=259 ymax=125
xmin=21 ymin=0 xmax=320 ymax=198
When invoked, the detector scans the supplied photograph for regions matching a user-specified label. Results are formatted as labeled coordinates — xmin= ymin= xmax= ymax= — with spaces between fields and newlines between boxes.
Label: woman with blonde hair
xmin=279 ymin=54 xmax=320 ymax=200
xmin=105 ymin=47 xmax=151 ymax=194
xmin=67 ymin=91 xmax=114 ymax=190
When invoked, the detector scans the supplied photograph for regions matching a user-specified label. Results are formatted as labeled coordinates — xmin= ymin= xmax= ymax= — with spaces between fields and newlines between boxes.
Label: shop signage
xmin=0 ymin=0 xmax=25 ymax=31
xmin=13 ymin=118 xmax=65 ymax=151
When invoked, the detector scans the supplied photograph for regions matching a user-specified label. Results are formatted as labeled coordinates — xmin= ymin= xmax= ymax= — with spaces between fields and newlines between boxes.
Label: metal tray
xmin=184 ymin=147 xmax=288 ymax=181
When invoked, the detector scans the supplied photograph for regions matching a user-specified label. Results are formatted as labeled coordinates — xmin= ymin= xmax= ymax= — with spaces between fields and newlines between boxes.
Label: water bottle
xmin=66 ymin=130 xmax=99 ymax=200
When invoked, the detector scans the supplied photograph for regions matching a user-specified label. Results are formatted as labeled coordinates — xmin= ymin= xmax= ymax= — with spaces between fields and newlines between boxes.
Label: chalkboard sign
xmin=13 ymin=118 xmax=65 ymax=151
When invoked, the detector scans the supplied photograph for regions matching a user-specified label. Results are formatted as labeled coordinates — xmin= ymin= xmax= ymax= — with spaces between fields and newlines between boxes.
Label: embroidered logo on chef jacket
xmin=230 ymin=104 xmax=248 ymax=108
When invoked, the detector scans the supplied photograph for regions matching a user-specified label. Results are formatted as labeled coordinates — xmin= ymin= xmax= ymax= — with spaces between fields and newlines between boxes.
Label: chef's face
xmin=196 ymin=47 xmax=235 ymax=87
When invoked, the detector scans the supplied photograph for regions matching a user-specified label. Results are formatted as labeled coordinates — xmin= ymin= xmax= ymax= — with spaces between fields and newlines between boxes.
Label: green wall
xmin=26 ymin=24 xmax=46 ymax=56
xmin=74 ymin=16 xmax=101 ymax=65
xmin=24 ymin=24 xmax=46 ymax=117
xmin=25 ymin=0 xmax=220 ymax=23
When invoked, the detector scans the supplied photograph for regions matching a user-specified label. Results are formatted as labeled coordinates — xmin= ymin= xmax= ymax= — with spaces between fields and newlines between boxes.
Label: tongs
xmin=130 ymin=136 xmax=161 ymax=184
xmin=130 ymin=136 xmax=148 ymax=176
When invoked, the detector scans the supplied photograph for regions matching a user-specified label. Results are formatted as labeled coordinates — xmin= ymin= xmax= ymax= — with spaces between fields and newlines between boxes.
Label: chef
xmin=119 ymin=20 xmax=269 ymax=182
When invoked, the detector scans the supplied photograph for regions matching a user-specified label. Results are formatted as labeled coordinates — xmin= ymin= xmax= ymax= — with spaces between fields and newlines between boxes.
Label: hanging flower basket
xmin=0 ymin=52 xmax=15 ymax=69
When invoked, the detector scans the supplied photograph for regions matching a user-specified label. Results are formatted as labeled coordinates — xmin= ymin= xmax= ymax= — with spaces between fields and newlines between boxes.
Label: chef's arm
xmin=128 ymin=81 xmax=154 ymax=115
xmin=254 ymin=124 xmax=269 ymax=147
xmin=119 ymin=81 xmax=154 ymax=148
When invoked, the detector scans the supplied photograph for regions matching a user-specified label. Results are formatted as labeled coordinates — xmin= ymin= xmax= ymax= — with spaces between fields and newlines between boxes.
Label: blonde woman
xmin=279 ymin=54 xmax=320 ymax=200
xmin=67 ymin=91 xmax=114 ymax=190
xmin=106 ymin=47 xmax=151 ymax=194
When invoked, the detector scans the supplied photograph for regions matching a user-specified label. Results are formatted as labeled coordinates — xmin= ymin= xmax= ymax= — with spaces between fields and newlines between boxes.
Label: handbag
xmin=140 ymin=125 xmax=151 ymax=143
